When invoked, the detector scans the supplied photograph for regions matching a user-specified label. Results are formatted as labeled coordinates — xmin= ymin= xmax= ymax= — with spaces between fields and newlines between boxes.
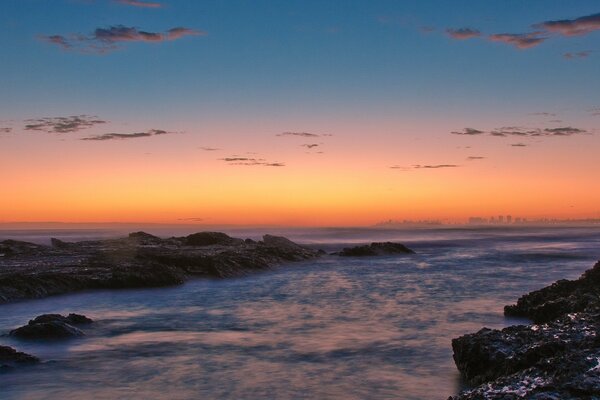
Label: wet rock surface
xmin=450 ymin=261 xmax=600 ymax=399
xmin=0 ymin=233 xmax=320 ymax=303
xmin=336 ymin=242 xmax=415 ymax=257
xmin=0 ymin=345 xmax=39 ymax=370
xmin=10 ymin=313 xmax=93 ymax=339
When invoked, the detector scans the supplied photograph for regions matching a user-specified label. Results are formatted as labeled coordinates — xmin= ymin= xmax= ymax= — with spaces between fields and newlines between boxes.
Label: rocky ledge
xmin=450 ymin=261 xmax=600 ymax=399
xmin=0 ymin=232 xmax=320 ymax=304
xmin=10 ymin=313 xmax=93 ymax=339
xmin=336 ymin=242 xmax=415 ymax=257
xmin=0 ymin=345 xmax=39 ymax=371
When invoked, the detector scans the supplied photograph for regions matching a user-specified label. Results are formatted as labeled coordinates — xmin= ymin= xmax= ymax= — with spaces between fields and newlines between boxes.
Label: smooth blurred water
xmin=0 ymin=226 xmax=599 ymax=399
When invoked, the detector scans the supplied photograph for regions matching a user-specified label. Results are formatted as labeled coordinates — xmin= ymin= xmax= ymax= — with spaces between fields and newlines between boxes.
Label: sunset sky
xmin=1 ymin=0 xmax=599 ymax=226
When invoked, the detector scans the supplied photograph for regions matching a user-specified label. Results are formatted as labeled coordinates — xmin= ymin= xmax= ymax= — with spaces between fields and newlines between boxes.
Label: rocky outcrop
xmin=10 ymin=313 xmax=93 ymax=339
xmin=336 ymin=242 xmax=415 ymax=257
xmin=450 ymin=260 xmax=600 ymax=399
xmin=0 ymin=232 xmax=320 ymax=303
xmin=505 ymin=261 xmax=600 ymax=324
xmin=0 ymin=346 xmax=39 ymax=370
xmin=184 ymin=232 xmax=244 ymax=246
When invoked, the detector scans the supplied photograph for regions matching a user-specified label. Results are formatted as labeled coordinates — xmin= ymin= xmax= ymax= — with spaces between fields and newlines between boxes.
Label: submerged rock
xmin=450 ymin=260 xmax=600 ymax=399
xmin=0 ymin=345 xmax=39 ymax=370
xmin=10 ymin=313 xmax=92 ymax=339
xmin=337 ymin=242 xmax=415 ymax=257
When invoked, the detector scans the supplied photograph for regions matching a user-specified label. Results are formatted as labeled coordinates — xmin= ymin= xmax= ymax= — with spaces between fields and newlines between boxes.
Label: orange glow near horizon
xmin=2 ymin=121 xmax=599 ymax=226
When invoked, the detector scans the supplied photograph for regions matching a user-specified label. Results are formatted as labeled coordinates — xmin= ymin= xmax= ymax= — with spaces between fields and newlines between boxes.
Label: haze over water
xmin=1 ymin=226 xmax=599 ymax=400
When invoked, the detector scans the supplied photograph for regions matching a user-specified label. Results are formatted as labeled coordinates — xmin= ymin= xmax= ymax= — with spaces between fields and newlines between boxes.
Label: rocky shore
xmin=0 ymin=231 xmax=320 ymax=304
xmin=450 ymin=260 xmax=600 ymax=399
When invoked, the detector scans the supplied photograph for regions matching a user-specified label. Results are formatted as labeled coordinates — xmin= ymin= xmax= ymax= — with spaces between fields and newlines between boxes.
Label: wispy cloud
xmin=116 ymin=0 xmax=162 ymax=8
xmin=564 ymin=50 xmax=591 ymax=59
xmin=390 ymin=164 xmax=459 ymax=170
xmin=589 ymin=107 xmax=600 ymax=116
xmin=445 ymin=12 xmax=600 ymax=51
xmin=466 ymin=156 xmax=485 ymax=160
xmin=454 ymin=126 xmax=589 ymax=138
xmin=220 ymin=156 xmax=285 ymax=167
xmin=511 ymin=143 xmax=528 ymax=147
xmin=534 ymin=12 xmax=600 ymax=37
xmin=25 ymin=115 xmax=106 ymax=133
xmin=81 ymin=129 xmax=174 ymax=141
xmin=0 ymin=127 xmax=12 ymax=133
xmin=488 ymin=32 xmax=546 ymax=49
xmin=41 ymin=25 xmax=205 ymax=54
xmin=277 ymin=131 xmax=324 ymax=137
xmin=451 ymin=128 xmax=485 ymax=135
xmin=530 ymin=112 xmax=557 ymax=117
xmin=446 ymin=28 xmax=481 ymax=40
xmin=301 ymin=143 xmax=319 ymax=149
xmin=199 ymin=146 xmax=221 ymax=151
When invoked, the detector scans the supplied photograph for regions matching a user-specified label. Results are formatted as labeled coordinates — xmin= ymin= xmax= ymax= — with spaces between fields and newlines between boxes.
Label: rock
xmin=337 ymin=242 xmax=415 ymax=256
xmin=0 ymin=240 xmax=44 ymax=257
xmin=0 ymin=345 xmax=39 ymax=369
xmin=10 ymin=313 xmax=92 ymax=339
xmin=10 ymin=321 xmax=84 ymax=339
xmin=50 ymin=238 xmax=71 ymax=249
xmin=450 ymin=260 xmax=600 ymax=399
xmin=505 ymin=261 xmax=600 ymax=324
xmin=0 ymin=231 xmax=320 ymax=303
xmin=184 ymin=232 xmax=244 ymax=246
xmin=29 ymin=313 xmax=93 ymax=325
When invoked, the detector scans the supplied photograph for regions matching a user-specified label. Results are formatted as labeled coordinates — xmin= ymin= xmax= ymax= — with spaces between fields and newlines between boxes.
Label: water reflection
xmin=0 ymin=227 xmax=599 ymax=399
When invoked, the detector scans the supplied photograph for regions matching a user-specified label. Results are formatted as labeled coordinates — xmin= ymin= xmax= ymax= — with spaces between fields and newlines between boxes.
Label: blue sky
xmin=1 ymin=1 xmax=599 ymax=224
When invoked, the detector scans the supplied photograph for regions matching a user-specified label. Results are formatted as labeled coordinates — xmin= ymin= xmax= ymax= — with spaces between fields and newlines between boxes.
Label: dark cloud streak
xmin=116 ymin=0 xmax=162 ymax=8
xmin=41 ymin=25 xmax=205 ymax=54
xmin=446 ymin=28 xmax=481 ymax=40
xmin=81 ymin=129 xmax=175 ymax=141
xmin=25 ymin=115 xmax=106 ymax=133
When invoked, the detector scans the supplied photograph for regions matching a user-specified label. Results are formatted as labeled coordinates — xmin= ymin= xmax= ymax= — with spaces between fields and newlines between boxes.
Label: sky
xmin=1 ymin=0 xmax=599 ymax=226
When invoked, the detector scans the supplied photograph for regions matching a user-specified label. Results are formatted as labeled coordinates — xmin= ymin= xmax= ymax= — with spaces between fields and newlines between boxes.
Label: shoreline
xmin=0 ymin=231 xmax=322 ymax=304
xmin=449 ymin=259 xmax=600 ymax=399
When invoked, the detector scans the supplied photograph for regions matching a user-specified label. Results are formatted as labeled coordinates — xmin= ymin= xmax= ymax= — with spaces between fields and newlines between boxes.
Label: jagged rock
xmin=50 ymin=238 xmax=71 ymax=249
xmin=184 ymin=232 xmax=244 ymax=246
xmin=10 ymin=321 xmax=84 ymax=339
xmin=0 ymin=346 xmax=39 ymax=370
xmin=0 ymin=240 xmax=44 ymax=257
xmin=505 ymin=261 xmax=600 ymax=324
xmin=127 ymin=231 xmax=163 ymax=245
xmin=450 ymin=260 xmax=600 ymax=399
xmin=336 ymin=242 xmax=415 ymax=257
xmin=29 ymin=313 xmax=93 ymax=325
xmin=0 ymin=232 xmax=320 ymax=303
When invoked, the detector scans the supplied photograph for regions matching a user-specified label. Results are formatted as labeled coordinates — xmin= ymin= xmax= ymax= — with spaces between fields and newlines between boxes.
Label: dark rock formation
xmin=450 ymin=260 xmax=600 ymax=399
xmin=184 ymin=232 xmax=244 ymax=246
xmin=0 ymin=232 xmax=320 ymax=303
xmin=29 ymin=313 xmax=93 ymax=325
xmin=0 ymin=345 xmax=39 ymax=370
xmin=336 ymin=242 xmax=415 ymax=257
xmin=10 ymin=313 xmax=92 ymax=339
xmin=505 ymin=261 xmax=600 ymax=324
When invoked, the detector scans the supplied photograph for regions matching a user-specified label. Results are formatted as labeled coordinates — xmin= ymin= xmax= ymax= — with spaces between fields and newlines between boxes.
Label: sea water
xmin=0 ymin=226 xmax=599 ymax=399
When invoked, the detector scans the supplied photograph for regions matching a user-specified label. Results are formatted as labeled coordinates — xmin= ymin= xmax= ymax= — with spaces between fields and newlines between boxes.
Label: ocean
xmin=1 ymin=226 xmax=599 ymax=399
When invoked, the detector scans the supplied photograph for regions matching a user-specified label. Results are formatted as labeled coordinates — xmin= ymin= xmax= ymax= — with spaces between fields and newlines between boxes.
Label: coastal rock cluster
xmin=336 ymin=242 xmax=415 ymax=257
xmin=0 ymin=345 xmax=39 ymax=370
xmin=450 ymin=261 xmax=600 ymax=399
xmin=0 ymin=232 xmax=320 ymax=304
xmin=10 ymin=313 xmax=93 ymax=339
